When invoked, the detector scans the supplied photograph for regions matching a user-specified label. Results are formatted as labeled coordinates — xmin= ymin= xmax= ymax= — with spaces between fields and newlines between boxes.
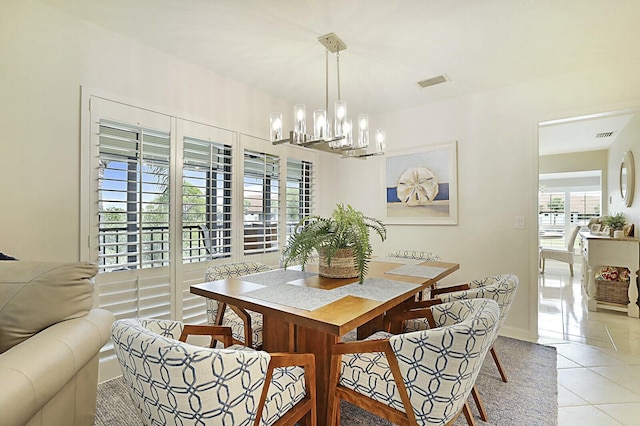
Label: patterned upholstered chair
xmin=539 ymin=225 xmax=581 ymax=276
xmin=205 ymin=262 xmax=271 ymax=349
xmin=388 ymin=249 xmax=441 ymax=299
xmin=327 ymin=299 xmax=500 ymax=426
xmin=388 ymin=250 xmax=440 ymax=262
xmin=386 ymin=274 xmax=519 ymax=424
xmin=111 ymin=318 xmax=316 ymax=426
xmin=428 ymin=274 xmax=519 ymax=383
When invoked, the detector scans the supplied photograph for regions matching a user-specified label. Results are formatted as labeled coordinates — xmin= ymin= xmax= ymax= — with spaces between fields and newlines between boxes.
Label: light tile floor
xmin=537 ymin=259 xmax=640 ymax=425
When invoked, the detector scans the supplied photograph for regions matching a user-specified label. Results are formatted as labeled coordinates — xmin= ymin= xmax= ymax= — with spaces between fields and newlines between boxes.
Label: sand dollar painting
xmin=385 ymin=142 xmax=458 ymax=224
xmin=397 ymin=167 xmax=439 ymax=206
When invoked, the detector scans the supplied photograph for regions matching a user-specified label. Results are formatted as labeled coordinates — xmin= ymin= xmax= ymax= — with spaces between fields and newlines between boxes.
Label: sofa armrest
xmin=0 ymin=309 xmax=114 ymax=426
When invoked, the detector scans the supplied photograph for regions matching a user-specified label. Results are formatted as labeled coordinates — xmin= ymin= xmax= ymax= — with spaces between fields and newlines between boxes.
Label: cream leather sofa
xmin=0 ymin=261 xmax=115 ymax=426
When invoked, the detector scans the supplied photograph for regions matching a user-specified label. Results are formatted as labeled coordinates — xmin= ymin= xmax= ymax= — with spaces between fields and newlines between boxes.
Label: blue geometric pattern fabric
xmin=111 ymin=318 xmax=307 ymax=426
xmin=405 ymin=274 xmax=518 ymax=338
xmin=338 ymin=299 xmax=499 ymax=425
xmin=204 ymin=262 xmax=271 ymax=348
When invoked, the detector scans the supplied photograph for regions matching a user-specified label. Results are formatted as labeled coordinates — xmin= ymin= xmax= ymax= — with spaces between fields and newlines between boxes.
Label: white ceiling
xmin=41 ymin=0 xmax=640 ymax=154
xmin=539 ymin=112 xmax=635 ymax=156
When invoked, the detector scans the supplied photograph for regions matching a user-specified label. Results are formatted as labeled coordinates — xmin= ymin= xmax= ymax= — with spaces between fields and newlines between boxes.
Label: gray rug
xmin=95 ymin=336 xmax=557 ymax=425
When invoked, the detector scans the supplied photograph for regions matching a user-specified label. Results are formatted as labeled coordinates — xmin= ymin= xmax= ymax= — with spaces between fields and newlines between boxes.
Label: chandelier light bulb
xmin=294 ymin=104 xmax=306 ymax=137
xmin=313 ymin=109 xmax=327 ymax=139
xmin=342 ymin=118 xmax=353 ymax=147
xmin=375 ymin=129 xmax=386 ymax=152
xmin=270 ymin=112 xmax=283 ymax=142
xmin=334 ymin=100 xmax=347 ymax=137
xmin=358 ymin=114 xmax=369 ymax=148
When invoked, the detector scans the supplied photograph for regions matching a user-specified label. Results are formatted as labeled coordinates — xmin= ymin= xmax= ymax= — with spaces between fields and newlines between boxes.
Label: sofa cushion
xmin=0 ymin=261 xmax=97 ymax=353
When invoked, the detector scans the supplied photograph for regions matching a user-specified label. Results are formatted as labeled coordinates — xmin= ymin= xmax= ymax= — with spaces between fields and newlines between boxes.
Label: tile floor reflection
xmin=538 ymin=259 xmax=640 ymax=425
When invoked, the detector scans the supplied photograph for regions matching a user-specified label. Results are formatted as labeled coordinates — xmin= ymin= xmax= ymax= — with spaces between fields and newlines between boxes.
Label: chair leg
xmin=462 ymin=401 xmax=476 ymax=426
xmin=490 ymin=346 xmax=508 ymax=383
xmin=471 ymin=385 xmax=488 ymax=422
xmin=569 ymin=263 xmax=574 ymax=277
xmin=541 ymin=258 xmax=545 ymax=274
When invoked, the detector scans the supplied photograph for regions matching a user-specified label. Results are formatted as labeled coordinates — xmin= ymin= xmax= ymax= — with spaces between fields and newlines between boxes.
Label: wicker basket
xmin=595 ymin=278 xmax=629 ymax=305
xmin=318 ymin=248 xmax=359 ymax=279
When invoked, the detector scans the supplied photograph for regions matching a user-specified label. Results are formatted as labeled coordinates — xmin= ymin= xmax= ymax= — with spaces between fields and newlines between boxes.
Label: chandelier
xmin=269 ymin=33 xmax=386 ymax=158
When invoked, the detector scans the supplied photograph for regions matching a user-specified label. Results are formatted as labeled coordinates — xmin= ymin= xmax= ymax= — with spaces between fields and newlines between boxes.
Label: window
xmin=285 ymin=158 xmax=314 ymax=241
xmin=182 ymin=137 xmax=233 ymax=263
xmin=539 ymin=171 xmax=601 ymax=249
xmin=243 ymin=150 xmax=280 ymax=255
xmin=97 ymin=120 xmax=171 ymax=272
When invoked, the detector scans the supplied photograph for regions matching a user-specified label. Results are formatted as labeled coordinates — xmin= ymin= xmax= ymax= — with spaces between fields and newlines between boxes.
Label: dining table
xmin=190 ymin=258 xmax=460 ymax=425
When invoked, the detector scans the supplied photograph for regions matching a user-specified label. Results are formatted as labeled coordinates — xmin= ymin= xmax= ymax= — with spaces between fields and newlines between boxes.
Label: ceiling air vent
xmin=596 ymin=131 xmax=614 ymax=138
xmin=417 ymin=75 xmax=448 ymax=89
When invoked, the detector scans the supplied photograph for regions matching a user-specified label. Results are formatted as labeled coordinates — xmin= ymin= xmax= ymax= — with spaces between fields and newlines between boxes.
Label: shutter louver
xmin=98 ymin=121 xmax=171 ymax=272
xmin=182 ymin=137 xmax=233 ymax=263
xmin=243 ymin=150 xmax=280 ymax=255
xmin=285 ymin=159 xmax=314 ymax=241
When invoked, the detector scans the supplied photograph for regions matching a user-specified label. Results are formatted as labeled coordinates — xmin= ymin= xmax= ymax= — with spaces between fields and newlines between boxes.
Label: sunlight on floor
xmin=538 ymin=259 xmax=640 ymax=425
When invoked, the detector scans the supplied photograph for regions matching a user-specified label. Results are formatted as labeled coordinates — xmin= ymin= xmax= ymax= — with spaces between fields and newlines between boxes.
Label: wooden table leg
xmin=297 ymin=325 xmax=339 ymax=426
xmin=262 ymin=315 xmax=295 ymax=352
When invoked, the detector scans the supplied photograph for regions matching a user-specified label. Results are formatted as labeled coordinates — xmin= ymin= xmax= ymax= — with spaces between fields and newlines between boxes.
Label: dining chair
xmin=111 ymin=318 xmax=317 ymax=426
xmin=327 ymin=298 xmax=500 ymax=426
xmin=205 ymin=261 xmax=271 ymax=349
xmin=385 ymin=274 xmax=519 ymax=424
xmin=539 ymin=225 xmax=581 ymax=276
xmin=388 ymin=249 xmax=441 ymax=299
xmin=387 ymin=249 xmax=440 ymax=261
xmin=279 ymin=249 xmax=319 ymax=268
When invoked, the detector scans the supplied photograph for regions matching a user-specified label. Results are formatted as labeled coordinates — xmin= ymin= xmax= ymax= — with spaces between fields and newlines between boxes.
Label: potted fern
xmin=282 ymin=203 xmax=386 ymax=283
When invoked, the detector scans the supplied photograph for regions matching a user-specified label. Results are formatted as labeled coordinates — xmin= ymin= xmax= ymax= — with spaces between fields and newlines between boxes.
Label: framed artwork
xmin=384 ymin=141 xmax=458 ymax=225
xmin=589 ymin=224 xmax=601 ymax=233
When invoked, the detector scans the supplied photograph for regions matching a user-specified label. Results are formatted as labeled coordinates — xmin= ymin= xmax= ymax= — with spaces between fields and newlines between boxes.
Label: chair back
xmin=389 ymin=299 xmax=499 ymax=425
xmin=388 ymin=250 xmax=440 ymax=261
xmin=111 ymin=318 xmax=271 ymax=426
xmin=204 ymin=262 xmax=271 ymax=324
xmin=566 ymin=225 xmax=581 ymax=251
xmin=438 ymin=274 xmax=519 ymax=334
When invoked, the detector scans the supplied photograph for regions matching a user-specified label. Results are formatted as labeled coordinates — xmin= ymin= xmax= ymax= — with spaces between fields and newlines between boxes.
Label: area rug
xmin=95 ymin=336 xmax=557 ymax=425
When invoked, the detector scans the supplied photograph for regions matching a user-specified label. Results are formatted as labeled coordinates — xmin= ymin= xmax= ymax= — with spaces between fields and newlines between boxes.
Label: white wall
xmin=0 ymin=0 xmax=295 ymax=260
xmin=319 ymin=66 xmax=640 ymax=339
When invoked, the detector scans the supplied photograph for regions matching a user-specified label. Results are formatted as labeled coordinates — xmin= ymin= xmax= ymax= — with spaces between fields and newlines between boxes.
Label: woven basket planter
xmin=595 ymin=279 xmax=629 ymax=305
xmin=319 ymin=248 xmax=359 ymax=279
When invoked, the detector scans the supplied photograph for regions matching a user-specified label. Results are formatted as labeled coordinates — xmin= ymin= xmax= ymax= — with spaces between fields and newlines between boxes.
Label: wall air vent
xmin=417 ymin=75 xmax=448 ymax=89
xmin=596 ymin=131 xmax=614 ymax=138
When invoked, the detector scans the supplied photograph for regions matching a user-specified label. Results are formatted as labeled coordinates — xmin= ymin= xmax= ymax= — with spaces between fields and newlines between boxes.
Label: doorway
xmin=537 ymin=110 xmax=640 ymax=356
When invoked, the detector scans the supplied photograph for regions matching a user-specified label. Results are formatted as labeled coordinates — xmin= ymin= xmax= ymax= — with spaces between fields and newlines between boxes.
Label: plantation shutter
xmin=285 ymin=159 xmax=314 ymax=241
xmin=97 ymin=120 xmax=171 ymax=272
xmin=182 ymin=137 xmax=233 ymax=263
xmin=243 ymin=150 xmax=280 ymax=255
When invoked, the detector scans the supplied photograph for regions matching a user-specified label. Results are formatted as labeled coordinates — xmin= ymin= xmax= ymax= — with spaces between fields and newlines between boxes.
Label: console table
xmin=579 ymin=231 xmax=640 ymax=318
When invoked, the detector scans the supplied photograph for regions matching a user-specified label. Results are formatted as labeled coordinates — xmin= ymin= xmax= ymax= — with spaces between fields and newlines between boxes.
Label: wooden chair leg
xmin=569 ymin=263 xmax=574 ymax=277
xmin=471 ymin=385 xmax=488 ymax=422
xmin=462 ymin=401 xmax=476 ymax=426
xmin=490 ymin=346 xmax=508 ymax=383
